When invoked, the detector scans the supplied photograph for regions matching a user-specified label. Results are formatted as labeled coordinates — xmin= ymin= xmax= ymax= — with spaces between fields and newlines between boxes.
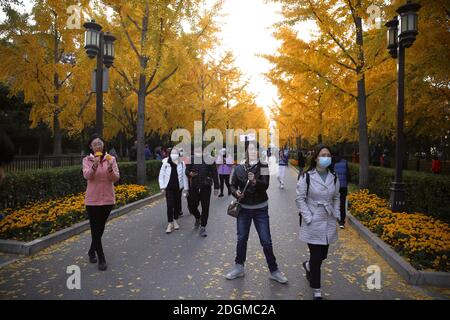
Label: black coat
xmin=185 ymin=156 xmax=219 ymax=189
xmin=230 ymin=162 xmax=269 ymax=206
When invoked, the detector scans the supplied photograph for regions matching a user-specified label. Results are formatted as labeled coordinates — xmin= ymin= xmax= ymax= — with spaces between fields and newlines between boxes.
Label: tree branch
xmin=114 ymin=67 xmax=138 ymax=93
xmin=146 ymin=65 xmax=179 ymax=95
xmin=307 ymin=0 xmax=358 ymax=67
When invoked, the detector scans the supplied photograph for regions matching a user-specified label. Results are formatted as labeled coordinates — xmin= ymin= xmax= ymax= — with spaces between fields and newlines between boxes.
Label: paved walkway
xmin=0 ymin=164 xmax=448 ymax=300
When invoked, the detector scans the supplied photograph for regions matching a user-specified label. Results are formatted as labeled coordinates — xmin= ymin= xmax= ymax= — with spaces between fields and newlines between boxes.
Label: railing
xmin=4 ymin=155 xmax=84 ymax=173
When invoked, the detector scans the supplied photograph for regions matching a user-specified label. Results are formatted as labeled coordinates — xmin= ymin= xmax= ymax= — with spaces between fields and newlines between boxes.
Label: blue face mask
xmin=318 ymin=156 xmax=332 ymax=168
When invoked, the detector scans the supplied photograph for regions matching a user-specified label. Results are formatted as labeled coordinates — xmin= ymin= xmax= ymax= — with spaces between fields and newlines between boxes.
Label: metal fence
xmin=4 ymin=155 xmax=84 ymax=173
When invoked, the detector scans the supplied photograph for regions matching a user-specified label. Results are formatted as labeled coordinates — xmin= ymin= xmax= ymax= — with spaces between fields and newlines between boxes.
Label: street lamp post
xmin=83 ymin=20 xmax=116 ymax=137
xmin=385 ymin=1 xmax=421 ymax=212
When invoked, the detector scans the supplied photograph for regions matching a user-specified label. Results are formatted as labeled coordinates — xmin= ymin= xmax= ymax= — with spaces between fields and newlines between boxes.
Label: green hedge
xmin=348 ymin=163 xmax=450 ymax=222
xmin=0 ymin=160 xmax=162 ymax=211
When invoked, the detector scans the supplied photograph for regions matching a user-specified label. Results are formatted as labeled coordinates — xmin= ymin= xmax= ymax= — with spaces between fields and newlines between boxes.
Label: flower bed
xmin=0 ymin=185 xmax=150 ymax=242
xmin=348 ymin=189 xmax=450 ymax=272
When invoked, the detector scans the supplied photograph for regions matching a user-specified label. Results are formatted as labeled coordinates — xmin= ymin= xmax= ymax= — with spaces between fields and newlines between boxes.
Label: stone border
xmin=0 ymin=192 xmax=164 ymax=256
xmin=288 ymin=164 xmax=450 ymax=288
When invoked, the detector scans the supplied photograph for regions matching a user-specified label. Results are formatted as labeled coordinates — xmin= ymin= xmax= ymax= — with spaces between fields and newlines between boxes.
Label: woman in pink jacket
xmin=82 ymin=134 xmax=120 ymax=271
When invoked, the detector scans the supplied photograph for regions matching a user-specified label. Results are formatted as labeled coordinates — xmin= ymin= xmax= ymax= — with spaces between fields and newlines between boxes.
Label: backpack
xmin=302 ymin=170 xmax=337 ymax=196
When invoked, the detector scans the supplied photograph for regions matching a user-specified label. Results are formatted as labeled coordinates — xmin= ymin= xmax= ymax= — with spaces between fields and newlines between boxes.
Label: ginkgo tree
xmin=0 ymin=0 xmax=93 ymax=155
xmin=268 ymin=0 xmax=394 ymax=188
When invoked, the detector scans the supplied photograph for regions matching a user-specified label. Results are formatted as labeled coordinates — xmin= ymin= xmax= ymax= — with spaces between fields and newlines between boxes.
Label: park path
xmin=0 ymin=163 xmax=447 ymax=300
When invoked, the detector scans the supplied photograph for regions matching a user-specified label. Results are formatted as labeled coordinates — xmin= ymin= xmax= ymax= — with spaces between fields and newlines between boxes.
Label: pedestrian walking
xmin=159 ymin=147 xmax=189 ymax=233
xmin=129 ymin=140 xmax=137 ymax=161
xmin=295 ymin=144 xmax=340 ymax=300
xmin=331 ymin=150 xmax=350 ymax=229
xmin=217 ymin=148 xmax=234 ymax=197
xmin=277 ymin=148 xmax=289 ymax=189
xmin=185 ymin=145 xmax=220 ymax=237
xmin=225 ymin=141 xmax=288 ymax=284
xmin=82 ymin=134 xmax=120 ymax=271
xmin=144 ymin=144 xmax=152 ymax=160
xmin=432 ymin=155 xmax=442 ymax=174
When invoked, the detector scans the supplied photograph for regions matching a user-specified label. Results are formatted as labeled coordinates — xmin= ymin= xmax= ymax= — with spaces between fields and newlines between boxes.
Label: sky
xmin=210 ymin=0 xmax=317 ymax=118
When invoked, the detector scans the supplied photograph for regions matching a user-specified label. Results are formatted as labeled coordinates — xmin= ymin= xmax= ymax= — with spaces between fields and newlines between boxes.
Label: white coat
xmin=158 ymin=158 xmax=189 ymax=191
xmin=295 ymin=169 xmax=340 ymax=245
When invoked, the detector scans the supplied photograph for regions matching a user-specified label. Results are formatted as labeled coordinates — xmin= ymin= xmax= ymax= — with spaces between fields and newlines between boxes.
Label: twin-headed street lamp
xmin=385 ymin=1 xmax=421 ymax=212
xmin=83 ymin=20 xmax=116 ymax=137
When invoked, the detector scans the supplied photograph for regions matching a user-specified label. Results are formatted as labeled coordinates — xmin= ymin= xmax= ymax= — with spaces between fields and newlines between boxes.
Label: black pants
xmin=187 ymin=185 xmax=212 ymax=227
xmin=219 ymin=174 xmax=231 ymax=194
xmin=166 ymin=188 xmax=182 ymax=222
xmin=307 ymin=243 xmax=329 ymax=289
xmin=339 ymin=187 xmax=348 ymax=225
xmin=86 ymin=205 xmax=113 ymax=259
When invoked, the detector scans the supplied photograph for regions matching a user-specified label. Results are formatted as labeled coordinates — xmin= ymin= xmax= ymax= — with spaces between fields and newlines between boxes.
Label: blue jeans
xmin=235 ymin=206 xmax=278 ymax=273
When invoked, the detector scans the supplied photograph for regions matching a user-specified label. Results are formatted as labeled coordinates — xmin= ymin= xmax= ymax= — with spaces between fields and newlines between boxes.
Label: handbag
xmin=227 ymin=179 xmax=250 ymax=218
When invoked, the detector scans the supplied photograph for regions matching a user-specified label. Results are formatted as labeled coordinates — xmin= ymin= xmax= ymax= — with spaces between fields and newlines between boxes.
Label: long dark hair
xmin=87 ymin=134 xmax=105 ymax=158
xmin=304 ymin=144 xmax=335 ymax=174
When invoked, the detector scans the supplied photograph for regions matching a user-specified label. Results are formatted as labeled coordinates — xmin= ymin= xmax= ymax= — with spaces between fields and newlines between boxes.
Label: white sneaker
xmin=173 ymin=220 xmax=180 ymax=230
xmin=166 ymin=223 xmax=174 ymax=234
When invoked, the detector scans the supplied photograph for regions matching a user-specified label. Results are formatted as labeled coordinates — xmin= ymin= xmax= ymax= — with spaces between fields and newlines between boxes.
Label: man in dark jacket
xmin=185 ymin=145 xmax=219 ymax=237
xmin=331 ymin=151 xmax=351 ymax=229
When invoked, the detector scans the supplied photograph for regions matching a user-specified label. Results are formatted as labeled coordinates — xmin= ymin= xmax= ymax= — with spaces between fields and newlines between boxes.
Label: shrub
xmin=0 ymin=184 xmax=151 ymax=241
xmin=348 ymin=163 xmax=450 ymax=222
xmin=348 ymin=189 xmax=450 ymax=272
xmin=0 ymin=160 xmax=162 ymax=211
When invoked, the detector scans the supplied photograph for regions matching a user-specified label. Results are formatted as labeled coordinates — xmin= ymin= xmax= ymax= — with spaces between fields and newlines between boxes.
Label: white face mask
xmin=170 ymin=154 xmax=179 ymax=161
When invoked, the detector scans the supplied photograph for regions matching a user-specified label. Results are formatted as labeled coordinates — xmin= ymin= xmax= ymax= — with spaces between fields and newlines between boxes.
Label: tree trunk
xmin=136 ymin=73 xmax=146 ymax=185
xmin=355 ymin=12 xmax=369 ymax=189
xmin=53 ymin=111 xmax=62 ymax=156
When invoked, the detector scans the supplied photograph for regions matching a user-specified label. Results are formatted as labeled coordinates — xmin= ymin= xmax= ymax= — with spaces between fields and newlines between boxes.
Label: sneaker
xmin=179 ymin=211 xmax=184 ymax=217
xmin=339 ymin=224 xmax=345 ymax=229
xmin=173 ymin=220 xmax=180 ymax=230
xmin=225 ymin=264 xmax=245 ymax=280
xmin=194 ymin=218 xmax=200 ymax=229
xmin=302 ymin=261 xmax=311 ymax=283
xmin=280 ymin=184 xmax=285 ymax=190
xmin=166 ymin=223 xmax=174 ymax=234
xmin=218 ymin=193 xmax=224 ymax=197
xmin=269 ymin=270 xmax=288 ymax=284
xmin=313 ymin=289 xmax=323 ymax=300
xmin=200 ymin=227 xmax=207 ymax=237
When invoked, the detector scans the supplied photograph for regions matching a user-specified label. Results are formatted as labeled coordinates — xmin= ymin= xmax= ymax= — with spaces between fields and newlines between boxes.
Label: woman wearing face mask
xmin=295 ymin=145 xmax=340 ymax=300
xmin=82 ymin=134 xmax=120 ymax=271
xmin=159 ymin=147 xmax=189 ymax=233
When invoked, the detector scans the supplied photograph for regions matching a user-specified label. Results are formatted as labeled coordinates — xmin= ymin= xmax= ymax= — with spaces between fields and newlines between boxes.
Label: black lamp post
xmin=83 ymin=20 xmax=116 ymax=137
xmin=385 ymin=1 xmax=421 ymax=212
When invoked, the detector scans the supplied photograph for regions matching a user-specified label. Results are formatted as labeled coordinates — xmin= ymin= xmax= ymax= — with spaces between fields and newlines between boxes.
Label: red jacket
xmin=431 ymin=159 xmax=442 ymax=173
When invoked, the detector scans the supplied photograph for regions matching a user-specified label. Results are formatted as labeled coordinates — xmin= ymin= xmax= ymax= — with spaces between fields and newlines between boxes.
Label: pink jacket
xmin=82 ymin=153 xmax=120 ymax=206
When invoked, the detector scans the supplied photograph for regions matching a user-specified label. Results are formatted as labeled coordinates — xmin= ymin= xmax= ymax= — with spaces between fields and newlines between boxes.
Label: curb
xmin=0 ymin=192 xmax=164 ymax=257
xmin=288 ymin=164 xmax=450 ymax=288
xmin=347 ymin=213 xmax=450 ymax=288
